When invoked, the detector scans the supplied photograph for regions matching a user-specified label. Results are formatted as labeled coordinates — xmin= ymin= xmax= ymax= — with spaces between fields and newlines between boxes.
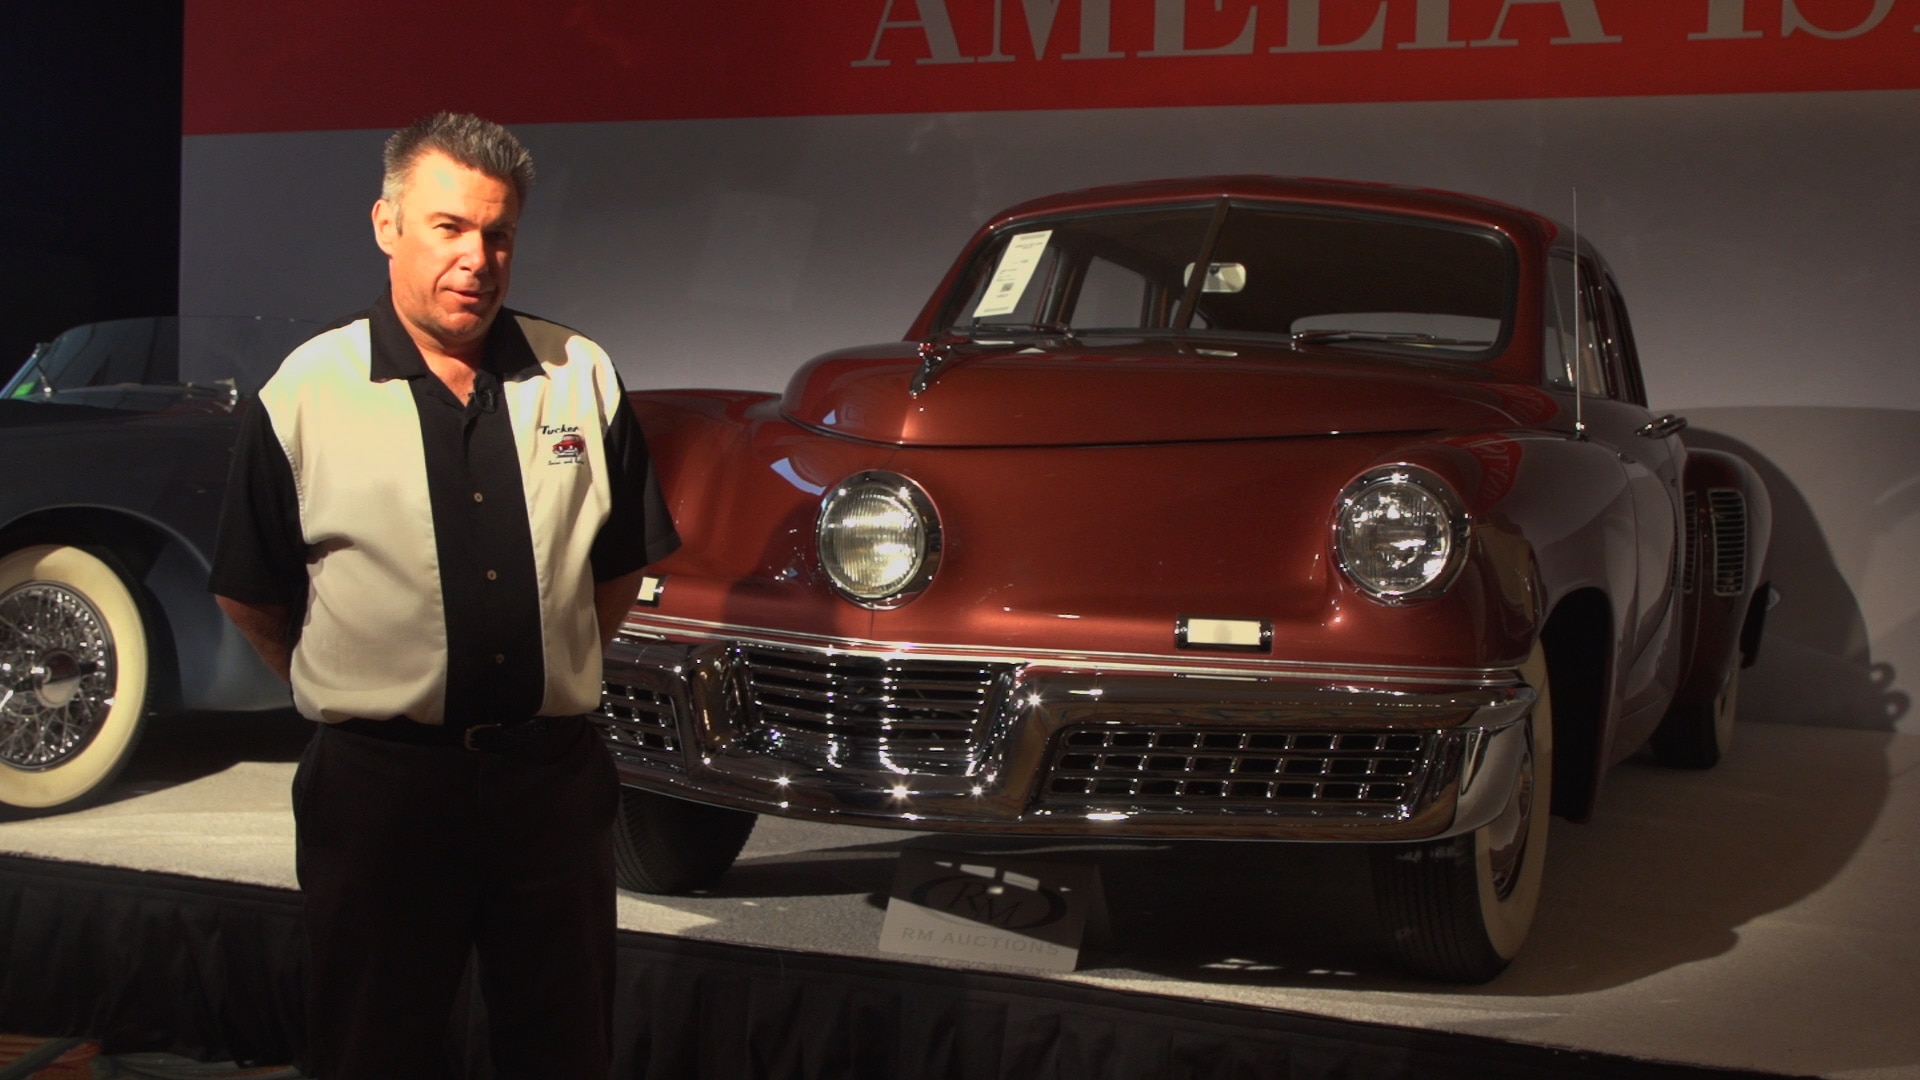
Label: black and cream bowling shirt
xmin=210 ymin=293 xmax=679 ymax=730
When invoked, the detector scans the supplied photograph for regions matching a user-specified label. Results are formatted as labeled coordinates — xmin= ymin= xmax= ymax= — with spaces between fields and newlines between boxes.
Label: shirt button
xmin=485 ymin=569 xmax=498 ymax=581
xmin=472 ymin=492 xmax=484 ymax=503
xmin=493 ymin=654 xmax=506 ymax=665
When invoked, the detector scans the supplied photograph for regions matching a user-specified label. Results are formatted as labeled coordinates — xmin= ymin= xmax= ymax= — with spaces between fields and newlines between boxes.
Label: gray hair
xmin=380 ymin=112 xmax=534 ymax=219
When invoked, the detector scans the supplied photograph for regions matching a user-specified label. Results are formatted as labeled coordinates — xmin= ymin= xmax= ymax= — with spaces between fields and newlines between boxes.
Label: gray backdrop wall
xmin=180 ymin=89 xmax=1920 ymax=733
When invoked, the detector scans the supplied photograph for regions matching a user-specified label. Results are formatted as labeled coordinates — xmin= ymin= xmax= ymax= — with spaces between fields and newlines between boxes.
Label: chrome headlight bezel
xmin=815 ymin=470 xmax=942 ymax=608
xmin=1332 ymin=465 xmax=1471 ymax=605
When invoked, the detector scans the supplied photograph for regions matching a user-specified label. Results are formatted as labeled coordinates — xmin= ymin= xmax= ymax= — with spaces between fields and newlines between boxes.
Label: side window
xmin=1544 ymin=255 xmax=1610 ymax=398
xmin=1069 ymin=256 xmax=1149 ymax=330
xmin=1601 ymin=275 xmax=1649 ymax=406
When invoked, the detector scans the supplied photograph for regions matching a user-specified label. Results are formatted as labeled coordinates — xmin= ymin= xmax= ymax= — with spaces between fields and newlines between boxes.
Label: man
xmin=211 ymin=112 xmax=676 ymax=1078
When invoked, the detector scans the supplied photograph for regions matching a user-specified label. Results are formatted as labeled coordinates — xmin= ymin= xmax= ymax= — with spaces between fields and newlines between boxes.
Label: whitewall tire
xmin=1371 ymin=642 xmax=1552 ymax=982
xmin=0 ymin=544 xmax=152 ymax=811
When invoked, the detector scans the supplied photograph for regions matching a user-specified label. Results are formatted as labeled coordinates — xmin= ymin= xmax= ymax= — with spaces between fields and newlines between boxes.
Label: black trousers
xmin=292 ymin=717 xmax=619 ymax=1079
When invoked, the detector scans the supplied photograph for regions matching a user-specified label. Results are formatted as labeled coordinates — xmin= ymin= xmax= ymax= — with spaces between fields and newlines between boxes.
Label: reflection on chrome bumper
xmin=593 ymin=631 xmax=1535 ymax=843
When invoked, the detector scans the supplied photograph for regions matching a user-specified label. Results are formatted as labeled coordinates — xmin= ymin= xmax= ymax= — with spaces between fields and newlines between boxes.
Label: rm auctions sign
xmin=185 ymin=0 xmax=1920 ymax=134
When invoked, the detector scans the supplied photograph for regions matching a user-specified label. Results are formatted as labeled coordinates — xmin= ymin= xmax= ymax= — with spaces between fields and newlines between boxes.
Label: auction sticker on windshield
xmin=973 ymin=230 xmax=1052 ymax=319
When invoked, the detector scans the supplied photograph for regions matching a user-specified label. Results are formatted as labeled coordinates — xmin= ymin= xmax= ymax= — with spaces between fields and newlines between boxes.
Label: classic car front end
xmin=594 ymin=177 xmax=1771 ymax=981
xmin=601 ymin=620 xmax=1538 ymax=843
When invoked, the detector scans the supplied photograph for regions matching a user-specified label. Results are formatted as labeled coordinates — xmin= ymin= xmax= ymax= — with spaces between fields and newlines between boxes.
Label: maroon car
xmin=595 ymin=177 xmax=1772 ymax=982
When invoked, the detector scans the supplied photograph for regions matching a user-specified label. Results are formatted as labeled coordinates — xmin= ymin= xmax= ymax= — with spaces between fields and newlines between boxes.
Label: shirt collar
xmin=366 ymin=290 xmax=545 ymax=385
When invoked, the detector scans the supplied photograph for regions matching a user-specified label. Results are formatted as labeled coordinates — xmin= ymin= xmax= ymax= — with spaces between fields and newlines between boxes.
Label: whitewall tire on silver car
xmin=1371 ymin=642 xmax=1552 ymax=983
xmin=0 ymin=544 xmax=152 ymax=811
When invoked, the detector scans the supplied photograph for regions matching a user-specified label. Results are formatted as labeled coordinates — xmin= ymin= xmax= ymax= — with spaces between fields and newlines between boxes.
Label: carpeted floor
xmin=2 ymin=711 xmax=1915 ymax=1078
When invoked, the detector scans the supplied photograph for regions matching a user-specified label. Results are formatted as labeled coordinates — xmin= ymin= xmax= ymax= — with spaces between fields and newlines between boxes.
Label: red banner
xmin=185 ymin=0 xmax=1920 ymax=135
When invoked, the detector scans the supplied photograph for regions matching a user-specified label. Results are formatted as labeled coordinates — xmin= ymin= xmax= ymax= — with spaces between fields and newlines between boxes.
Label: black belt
xmin=332 ymin=715 xmax=564 ymax=752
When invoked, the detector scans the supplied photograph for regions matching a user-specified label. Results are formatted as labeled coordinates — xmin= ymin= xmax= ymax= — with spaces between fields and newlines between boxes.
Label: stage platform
xmin=2 ymin=712 xmax=1914 ymax=1079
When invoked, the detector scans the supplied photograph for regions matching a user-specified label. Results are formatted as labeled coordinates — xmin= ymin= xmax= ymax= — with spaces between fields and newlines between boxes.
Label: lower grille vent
xmin=595 ymin=679 xmax=683 ymax=772
xmin=741 ymin=645 xmax=1012 ymax=775
xmin=1043 ymin=726 xmax=1432 ymax=809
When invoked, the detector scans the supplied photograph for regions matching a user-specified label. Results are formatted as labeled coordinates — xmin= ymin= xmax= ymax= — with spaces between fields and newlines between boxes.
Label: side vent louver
xmin=1707 ymin=489 xmax=1748 ymax=596
xmin=1681 ymin=491 xmax=1699 ymax=593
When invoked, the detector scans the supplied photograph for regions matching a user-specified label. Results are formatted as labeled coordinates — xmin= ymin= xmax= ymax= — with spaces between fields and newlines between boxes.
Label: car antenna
xmin=1572 ymin=187 xmax=1588 ymax=441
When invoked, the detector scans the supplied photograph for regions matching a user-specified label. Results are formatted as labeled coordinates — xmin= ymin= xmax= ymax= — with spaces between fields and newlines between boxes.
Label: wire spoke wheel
xmin=0 ymin=581 xmax=116 ymax=768
xmin=0 ymin=546 xmax=151 ymax=811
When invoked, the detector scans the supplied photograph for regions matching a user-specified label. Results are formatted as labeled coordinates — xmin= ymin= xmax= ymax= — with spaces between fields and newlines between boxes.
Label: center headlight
xmin=1333 ymin=465 xmax=1469 ymax=603
xmin=816 ymin=471 xmax=942 ymax=607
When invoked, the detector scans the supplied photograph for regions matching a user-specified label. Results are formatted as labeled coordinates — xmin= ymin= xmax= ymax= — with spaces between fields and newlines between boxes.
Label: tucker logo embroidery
xmin=550 ymin=432 xmax=586 ymax=464
xmin=542 ymin=424 xmax=586 ymax=465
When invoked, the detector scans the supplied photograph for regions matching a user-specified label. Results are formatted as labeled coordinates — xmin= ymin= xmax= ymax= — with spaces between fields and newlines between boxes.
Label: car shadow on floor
xmin=104 ymin=708 xmax=311 ymax=803
xmin=645 ymin=721 xmax=1895 ymax=1000
xmin=0 ymin=708 xmax=311 ymax=823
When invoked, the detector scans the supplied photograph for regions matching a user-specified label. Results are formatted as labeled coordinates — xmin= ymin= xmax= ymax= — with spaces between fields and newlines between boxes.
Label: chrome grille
xmin=1708 ymin=489 xmax=1748 ymax=596
xmin=1043 ymin=726 xmax=1431 ymax=809
xmin=740 ymin=645 xmax=1012 ymax=775
xmin=594 ymin=678 xmax=683 ymax=772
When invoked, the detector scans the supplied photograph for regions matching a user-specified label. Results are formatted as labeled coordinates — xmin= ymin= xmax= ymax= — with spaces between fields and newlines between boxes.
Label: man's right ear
xmin=372 ymin=198 xmax=397 ymax=255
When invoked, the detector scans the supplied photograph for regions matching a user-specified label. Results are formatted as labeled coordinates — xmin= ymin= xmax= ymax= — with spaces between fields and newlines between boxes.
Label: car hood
xmin=780 ymin=340 xmax=1543 ymax=447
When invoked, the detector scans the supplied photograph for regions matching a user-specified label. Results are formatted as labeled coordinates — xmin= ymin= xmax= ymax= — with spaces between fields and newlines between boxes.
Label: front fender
xmin=142 ymin=531 xmax=291 ymax=712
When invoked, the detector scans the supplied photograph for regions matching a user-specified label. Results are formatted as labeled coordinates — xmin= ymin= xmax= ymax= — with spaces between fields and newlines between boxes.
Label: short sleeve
xmin=590 ymin=383 xmax=681 ymax=581
xmin=209 ymin=402 xmax=308 ymax=605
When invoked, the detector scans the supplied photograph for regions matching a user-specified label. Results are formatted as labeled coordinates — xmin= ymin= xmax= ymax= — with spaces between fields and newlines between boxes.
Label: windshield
xmin=3 ymin=316 xmax=324 ymax=413
xmin=942 ymin=201 xmax=1513 ymax=357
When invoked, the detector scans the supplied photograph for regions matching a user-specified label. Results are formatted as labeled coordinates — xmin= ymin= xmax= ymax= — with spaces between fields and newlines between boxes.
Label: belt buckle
xmin=463 ymin=724 xmax=500 ymax=751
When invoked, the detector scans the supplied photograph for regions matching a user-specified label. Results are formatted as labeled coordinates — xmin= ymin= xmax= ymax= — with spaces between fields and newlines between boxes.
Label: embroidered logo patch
xmin=550 ymin=432 xmax=586 ymax=464
xmin=540 ymin=423 xmax=586 ymax=466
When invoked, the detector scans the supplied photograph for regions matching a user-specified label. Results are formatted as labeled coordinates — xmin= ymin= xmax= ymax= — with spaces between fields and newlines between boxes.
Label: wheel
xmin=612 ymin=785 xmax=756 ymax=893
xmin=1649 ymin=664 xmax=1737 ymax=770
xmin=1371 ymin=643 xmax=1552 ymax=983
xmin=0 ymin=544 xmax=153 ymax=811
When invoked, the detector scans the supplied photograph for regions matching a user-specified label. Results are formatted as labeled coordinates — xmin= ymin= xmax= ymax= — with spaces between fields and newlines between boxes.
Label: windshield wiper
xmin=1288 ymin=329 xmax=1492 ymax=350
xmin=179 ymin=378 xmax=241 ymax=403
xmin=960 ymin=320 xmax=1077 ymax=341
xmin=914 ymin=323 xmax=1080 ymax=396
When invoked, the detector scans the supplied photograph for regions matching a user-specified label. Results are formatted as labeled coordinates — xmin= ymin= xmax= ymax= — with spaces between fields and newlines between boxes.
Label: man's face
xmin=372 ymin=151 xmax=518 ymax=358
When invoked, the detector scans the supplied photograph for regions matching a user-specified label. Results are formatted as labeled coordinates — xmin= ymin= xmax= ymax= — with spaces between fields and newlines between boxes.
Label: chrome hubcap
xmin=0 ymin=582 xmax=116 ymax=769
xmin=35 ymin=652 xmax=85 ymax=709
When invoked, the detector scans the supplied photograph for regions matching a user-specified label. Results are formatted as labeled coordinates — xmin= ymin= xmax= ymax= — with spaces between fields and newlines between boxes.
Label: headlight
xmin=816 ymin=471 xmax=941 ymax=607
xmin=1333 ymin=465 xmax=1469 ymax=603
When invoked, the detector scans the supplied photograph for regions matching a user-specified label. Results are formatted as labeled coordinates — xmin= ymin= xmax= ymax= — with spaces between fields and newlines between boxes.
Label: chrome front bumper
xmin=594 ymin=628 xmax=1536 ymax=842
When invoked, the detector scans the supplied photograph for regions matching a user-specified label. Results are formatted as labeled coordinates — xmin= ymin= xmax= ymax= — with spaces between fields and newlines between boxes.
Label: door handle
xmin=1637 ymin=413 xmax=1688 ymax=439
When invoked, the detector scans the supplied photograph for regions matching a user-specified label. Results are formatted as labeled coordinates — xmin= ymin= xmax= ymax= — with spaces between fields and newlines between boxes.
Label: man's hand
xmin=214 ymin=595 xmax=293 ymax=682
